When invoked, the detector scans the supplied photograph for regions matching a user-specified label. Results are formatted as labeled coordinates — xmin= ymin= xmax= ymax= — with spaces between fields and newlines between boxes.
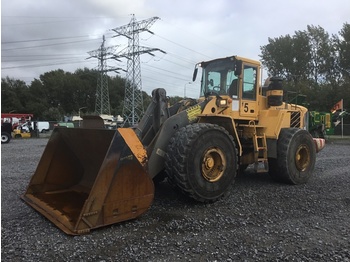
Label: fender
xmin=147 ymin=101 xmax=208 ymax=178
xmin=197 ymin=114 xmax=242 ymax=156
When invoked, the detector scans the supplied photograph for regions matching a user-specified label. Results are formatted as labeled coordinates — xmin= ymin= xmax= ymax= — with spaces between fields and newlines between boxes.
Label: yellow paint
xmin=186 ymin=104 xmax=202 ymax=122
xmin=118 ymin=128 xmax=148 ymax=166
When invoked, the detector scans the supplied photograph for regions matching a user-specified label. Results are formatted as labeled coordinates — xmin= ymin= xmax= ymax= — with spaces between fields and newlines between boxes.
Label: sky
xmin=1 ymin=0 xmax=350 ymax=98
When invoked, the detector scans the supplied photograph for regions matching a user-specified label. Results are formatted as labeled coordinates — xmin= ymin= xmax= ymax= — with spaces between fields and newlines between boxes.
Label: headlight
xmin=216 ymin=99 xmax=228 ymax=107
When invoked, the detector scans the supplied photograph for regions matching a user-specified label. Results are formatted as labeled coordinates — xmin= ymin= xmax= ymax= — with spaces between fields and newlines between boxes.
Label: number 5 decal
xmin=243 ymin=102 xmax=249 ymax=112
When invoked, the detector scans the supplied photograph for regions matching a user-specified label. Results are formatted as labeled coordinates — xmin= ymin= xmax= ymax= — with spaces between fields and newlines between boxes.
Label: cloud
xmin=1 ymin=0 xmax=349 ymax=99
xmin=86 ymin=0 xmax=150 ymax=17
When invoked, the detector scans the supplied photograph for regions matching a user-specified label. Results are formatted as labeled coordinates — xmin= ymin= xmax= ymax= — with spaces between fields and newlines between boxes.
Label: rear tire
xmin=165 ymin=123 xmax=238 ymax=202
xmin=1 ymin=132 xmax=11 ymax=144
xmin=269 ymin=128 xmax=316 ymax=184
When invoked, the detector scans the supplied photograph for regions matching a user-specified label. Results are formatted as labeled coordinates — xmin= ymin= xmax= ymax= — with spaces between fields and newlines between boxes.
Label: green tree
xmin=260 ymin=34 xmax=294 ymax=79
xmin=306 ymin=25 xmax=335 ymax=85
xmin=337 ymin=23 xmax=350 ymax=79
xmin=74 ymin=68 xmax=99 ymax=115
xmin=2 ymin=68 xmax=160 ymax=122
xmin=1 ymin=77 xmax=29 ymax=113
xmin=260 ymin=24 xmax=350 ymax=112
xmin=290 ymin=30 xmax=311 ymax=85
xmin=260 ymin=32 xmax=311 ymax=87
xmin=27 ymin=78 xmax=49 ymax=119
xmin=39 ymin=69 xmax=66 ymax=109
xmin=334 ymin=23 xmax=350 ymax=113
xmin=108 ymin=74 xmax=126 ymax=116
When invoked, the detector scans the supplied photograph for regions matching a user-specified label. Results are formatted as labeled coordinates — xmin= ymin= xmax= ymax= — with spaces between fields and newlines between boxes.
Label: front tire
xmin=165 ymin=123 xmax=238 ymax=202
xmin=269 ymin=128 xmax=316 ymax=184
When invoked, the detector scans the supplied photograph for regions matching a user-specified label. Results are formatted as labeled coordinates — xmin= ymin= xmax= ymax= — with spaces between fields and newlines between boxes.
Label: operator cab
xmin=194 ymin=56 xmax=260 ymax=118
xmin=198 ymin=57 xmax=240 ymax=97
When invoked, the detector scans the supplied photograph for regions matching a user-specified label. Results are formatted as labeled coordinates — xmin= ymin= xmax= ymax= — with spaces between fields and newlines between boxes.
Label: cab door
xmin=240 ymin=64 xmax=259 ymax=119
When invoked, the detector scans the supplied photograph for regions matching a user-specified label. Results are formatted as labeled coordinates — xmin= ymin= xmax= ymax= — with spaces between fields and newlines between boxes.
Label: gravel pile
xmin=2 ymin=137 xmax=350 ymax=261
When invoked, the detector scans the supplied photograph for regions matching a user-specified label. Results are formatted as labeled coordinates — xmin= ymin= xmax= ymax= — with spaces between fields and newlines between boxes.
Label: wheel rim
xmin=2 ymin=135 xmax=8 ymax=142
xmin=201 ymin=147 xmax=226 ymax=182
xmin=295 ymin=144 xmax=310 ymax=171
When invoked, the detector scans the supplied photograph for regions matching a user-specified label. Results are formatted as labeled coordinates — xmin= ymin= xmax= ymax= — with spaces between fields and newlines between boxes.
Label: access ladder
xmin=242 ymin=121 xmax=269 ymax=173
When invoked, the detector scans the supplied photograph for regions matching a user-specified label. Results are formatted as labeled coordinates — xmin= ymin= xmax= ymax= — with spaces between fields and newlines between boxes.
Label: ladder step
xmin=253 ymin=133 xmax=268 ymax=172
xmin=254 ymin=161 xmax=269 ymax=173
xmin=256 ymin=168 xmax=269 ymax=173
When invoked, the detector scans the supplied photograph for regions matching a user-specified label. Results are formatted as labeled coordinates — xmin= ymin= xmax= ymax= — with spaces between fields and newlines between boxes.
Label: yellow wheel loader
xmin=22 ymin=55 xmax=325 ymax=235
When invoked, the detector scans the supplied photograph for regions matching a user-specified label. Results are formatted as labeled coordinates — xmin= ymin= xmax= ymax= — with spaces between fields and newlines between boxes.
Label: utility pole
xmin=111 ymin=14 xmax=165 ymax=126
xmin=87 ymin=35 xmax=118 ymax=115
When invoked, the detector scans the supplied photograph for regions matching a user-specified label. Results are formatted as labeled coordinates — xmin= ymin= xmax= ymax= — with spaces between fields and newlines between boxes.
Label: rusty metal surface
xmin=21 ymin=127 xmax=154 ymax=235
xmin=82 ymin=115 xmax=105 ymax=129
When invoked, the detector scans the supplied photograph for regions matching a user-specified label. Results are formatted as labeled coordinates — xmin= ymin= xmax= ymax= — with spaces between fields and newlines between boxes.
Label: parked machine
xmin=22 ymin=55 xmax=325 ymax=235
xmin=12 ymin=121 xmax=34 ymax=139
xmin=308 ymin=110 xmax=348 ymax=137
xmin=1 ymin=122 xmax=12 ymax=144
xmin=1 ymin=113 xmax=33 ymax=131
xmin=1 ymin=113 xmax=35 ymax=141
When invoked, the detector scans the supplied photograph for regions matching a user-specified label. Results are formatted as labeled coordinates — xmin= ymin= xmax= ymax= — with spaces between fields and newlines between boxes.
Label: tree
xmin=290 ymin=30 xmax=311 ymax=85
xmin=1 ymin=77 xmax=29 ymax=113
xmin=74 ymin=68 xmax=99 ymax=115
xmin=260 ymin=32 xmax=311 ymax=87
xmin=2 ymin=67 xmax=152 ymax=121
xmin=260 ymin=34 xmax=294 ymax=79
xmin=108 ymin=75 xmax=126 ymax=116
xmin=27 ymin=79 xmax=49 ymax=119
xmin=260 ymin=24 xmax=350 ymax=112
xmin=306 ymin=25 xmax=335 ymax=86
xmin=337 ymin=23 xmax=350 ymax=79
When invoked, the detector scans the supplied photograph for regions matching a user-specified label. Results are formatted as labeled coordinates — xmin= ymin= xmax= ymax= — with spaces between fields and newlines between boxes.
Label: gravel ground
xmin=1 ymin=137 xmax=350 ymax=261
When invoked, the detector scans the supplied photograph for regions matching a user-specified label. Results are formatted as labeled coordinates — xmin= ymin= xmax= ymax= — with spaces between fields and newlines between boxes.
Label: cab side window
xmin=207 ymin=72 xmax=221 ymax=92
xmin=242 ymin=65 xmax=257 ymax=100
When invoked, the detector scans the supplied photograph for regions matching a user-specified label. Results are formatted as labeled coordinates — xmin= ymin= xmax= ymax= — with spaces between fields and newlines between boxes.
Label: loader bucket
xmin=21 ymin=127 xmax=154 ymax=235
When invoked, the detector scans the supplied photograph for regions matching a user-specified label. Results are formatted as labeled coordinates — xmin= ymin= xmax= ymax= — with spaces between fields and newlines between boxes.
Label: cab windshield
xmin=200 ymin=59 xmax=238 ymax=97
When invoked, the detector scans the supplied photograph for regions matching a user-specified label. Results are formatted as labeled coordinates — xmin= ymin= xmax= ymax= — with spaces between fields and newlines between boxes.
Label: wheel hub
xmin=205 ymin=157 xmax=214 ymax=169
xmin=295 ymin=145 xmax=310 ymax=171
xmin=201 ymin=147 xmax=226 ymax=182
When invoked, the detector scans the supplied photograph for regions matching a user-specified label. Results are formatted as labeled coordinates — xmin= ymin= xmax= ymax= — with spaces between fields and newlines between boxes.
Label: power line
xmin=2 ymin=54 xmax=85 ymax=62
xmin=1 ymin=59 xmax=87 ymax=70
xmin=2 ymin=15 xmax=235 ymax=98
xmin=1 ymin=35 xmax=100 ymax=44
xmin=111 ymin=14 xmax=165 ymax=126
xmin=87 ymin=35 xmax=120 ymax=115
xmin=154 ymin=33 xmax=212 ymax=60
xmin=142 ymin=64 xmax=190 ymax=81
xmin=2 ymin=38 xmax=101 ymax=51
xmin=1 ymin=15 xmax=128 ymax=27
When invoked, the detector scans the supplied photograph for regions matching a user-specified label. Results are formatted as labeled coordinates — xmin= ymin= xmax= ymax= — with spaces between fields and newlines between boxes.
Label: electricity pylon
xmin=87 ymin=35 xmax=117 ymax=115
xmin=111 ymin=14 xmax=165 ymax=126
